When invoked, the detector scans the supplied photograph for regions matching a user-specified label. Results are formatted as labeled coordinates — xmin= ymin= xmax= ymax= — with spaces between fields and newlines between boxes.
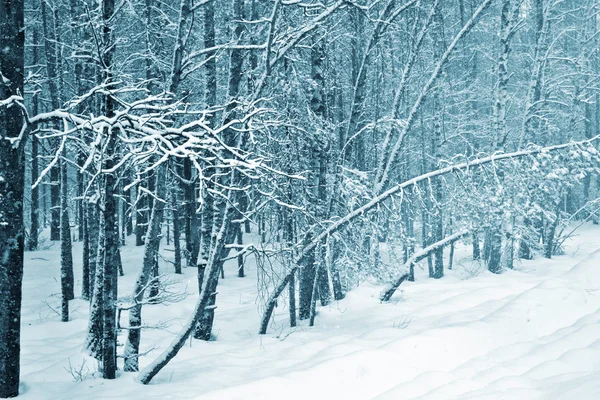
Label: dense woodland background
xmin=2 ymin=0 xmax=600 ymax=397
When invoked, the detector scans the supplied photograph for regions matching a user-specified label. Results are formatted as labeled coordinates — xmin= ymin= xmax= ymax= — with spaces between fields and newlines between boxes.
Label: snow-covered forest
xmin=3 ymin=0 xmax=600 ymax=398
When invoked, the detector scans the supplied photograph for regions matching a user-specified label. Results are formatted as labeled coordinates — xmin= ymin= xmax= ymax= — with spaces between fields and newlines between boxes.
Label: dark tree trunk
xmin=289 ymin=269 xmax=296 ymax=327
xmin=85 ymin=198 xmax=105 ymax=360
xmin=260 ymin=268 xmax=297 ymax=335
xmin=519 ymin=218 xmax=532 ymax=260
xmin=60 ymin=151 xmax=75 ymax=310
xmin=0 ymin=0 xmax=25 ymax=395
xmin=487 ymin=228 xmax=502 ymax=274
xmin=330 ymin=241 xmax=345 ymax=301
xmin=544 ymin=215 xmax=559 ymax=259
xmin=41 ymin=0 xmax=61 ymax=242
xmin=124 ymin=177 xmax=133 ymax=236
xmin=77 ymin=153 xmax=85 ymax=241
xmin=171 ymin=189 xmax=182 ymax=274
xmin=100 ymin=0 xmax=118 ymax=379
xmin=236 ymin=225 xmax=244 ymax=277
xmin=135 ymin=184 xmax=147 ymax=246
xmin=87 ymin=202 xmax=99 ymax=298
xmin=28 ymin=28 xmax=40 ymax=252
xmin=483 ymin=229 xmax=492 ymax=262
xmin=472 ymin=232 xmax=481 ymax=260
xmin=81 ymin=201 xmax=90 ymax=300
xmin=299 ymin=242 xmax=316 ymax=320
xmin=50 ymin=168 xmax=61 ymax=241
xmin=183 ymin=158 xmax=196 ymax=265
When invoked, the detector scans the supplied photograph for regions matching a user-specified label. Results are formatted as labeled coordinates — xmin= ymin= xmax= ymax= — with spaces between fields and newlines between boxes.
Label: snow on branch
xmin=380 ymin=229 xmax=470 ymax=302
xmin=259 ymin=135 xmax=600 ymax=334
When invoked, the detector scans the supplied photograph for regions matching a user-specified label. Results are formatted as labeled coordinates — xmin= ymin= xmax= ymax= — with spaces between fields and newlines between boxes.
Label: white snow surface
xmin=17 ymin=224 xmax=600 ymax=399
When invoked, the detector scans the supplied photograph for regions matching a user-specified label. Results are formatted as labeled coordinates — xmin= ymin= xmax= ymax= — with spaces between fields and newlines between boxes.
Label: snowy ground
xmin=17 ymin=224 xmax=600 ymax=399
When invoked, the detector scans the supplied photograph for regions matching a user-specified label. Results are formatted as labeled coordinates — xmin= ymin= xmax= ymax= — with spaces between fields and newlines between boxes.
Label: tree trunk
xmin=236 ymin=225 xmax=244 ymax=277
xmin=28 ymin=28 xmax=40 ymax=252
xmin=135 ymin=183 xmax=147 ymax=246
xmin=171 ymin=189 xmax=182 ymax=274
xmin=41 ymin=0 xmax=61 ymax=242
xmin=0 ymin=0 xmax=25 ymax=395
xmin=60 ymin=150 xmax=75 ymax=309
xmin=299 ymin=239 xmax=316 ymax=320
xmin=82 ymin=200 xmax=90 ymax=300
xmin=124 ymin=166 xmax=166 ymax=372
xmin=85 ymin=195 xmax=105 ymax=359
xmin=487 ymin=228 xmax=503 ymax=274
xmin=87 ymin=202 xmax=99 ymax=298
xmin=137 ymin=204 xmax=232 ymax=384
xmin=472 ymin=232 xmax=481 ymax=260
xmin=100 ymin=0 xmax=118 ymax=379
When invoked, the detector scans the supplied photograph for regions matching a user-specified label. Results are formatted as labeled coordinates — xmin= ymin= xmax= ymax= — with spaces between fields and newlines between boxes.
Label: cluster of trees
xmin=2 ymin=0 xmax=600 ymax=397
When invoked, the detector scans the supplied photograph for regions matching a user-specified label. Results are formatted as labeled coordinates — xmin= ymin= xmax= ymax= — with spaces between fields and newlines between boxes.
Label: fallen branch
xmin=380 ymin=230 xmax=470 ymax=302
xmin=259 ymin=268 xmax=297 ymax=334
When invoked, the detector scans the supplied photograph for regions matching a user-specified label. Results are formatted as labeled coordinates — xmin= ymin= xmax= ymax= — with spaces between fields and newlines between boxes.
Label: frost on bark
xmin=0 ymin=0 xmax=25 ymax=396
xmin=85 ymin=191 xmax=105 ymax=360
xmin=135 ymin=183 xmax=148 ymax=246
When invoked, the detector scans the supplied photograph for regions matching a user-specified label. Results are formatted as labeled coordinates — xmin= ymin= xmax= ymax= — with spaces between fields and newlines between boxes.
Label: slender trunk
xmin=41 ymin=0 xmax=61 ymax=241
xmin=124 ymin=166 xmax=166 ymax=372
xmin=135 ymin=185 xmax=147 ymax=246
xmin=82 ymin=201 xmax=90 ymax=300
xmin=87 ymin=202 xmax=99 ymax=297
xmin=60 ymin=150 xmax=75 ymax=310
xmin=28 ymin=28 xmax=40 ymax=251
xmin=138 ymin=204 xmax=232 ymax=384
xmin=544 ymin=213 xmax=559 ymax=259
xmin=183 ymin=159 xmax=197 ymax=266
xmin=85 ymin=195 xmax=105 ymax=359
xmin=519 ymin=218 xmax=533 ymax=260
xmin=289 ymin=269 xmax=296 ymax=327
xmin=487 ymin=229 xmax=503 ymax=274
xmin=171 ymin=189 xmax=182 ymax=274
xmin=472 ymin=232 xmax=481 ymax=260
xmin=299 ymin=237 xmax=316 ymax=320
xmin=236 ymin=225 xmax=244 ymax=277
xmin=330 ymin=240 xmax=344 ymax=300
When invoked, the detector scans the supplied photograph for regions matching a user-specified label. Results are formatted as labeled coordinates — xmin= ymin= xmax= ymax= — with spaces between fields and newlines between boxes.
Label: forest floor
xmin=16 ymin=223 xmax=600 ymax=399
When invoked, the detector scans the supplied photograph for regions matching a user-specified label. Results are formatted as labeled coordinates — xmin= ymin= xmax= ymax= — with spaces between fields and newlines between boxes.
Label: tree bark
xmin=41 ymin=0 xmax=61 ymax=242
xmin=124 ymin=165 xmax=166 ymax=372
xmin=0 ymin=0 xmax=25 ymax=396
xmin=100 ymin=0 xmax=118 ymax=379
xmin=60 ymin=149 xmax=75 ymax=310
xmin=28 ymin=28 xmax=40 ymax=252
xmin=171 ymin=188 xmax=182 ymax=274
